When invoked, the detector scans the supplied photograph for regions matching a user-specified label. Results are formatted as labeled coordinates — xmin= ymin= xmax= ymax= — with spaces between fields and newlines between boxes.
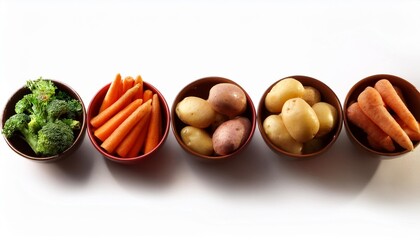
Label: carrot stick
xmin=374 ymin=79 xmax=419 ymax=133
xmin=122 ymin=76 xmax=135 ymax=95
xmin=94 ymin=99 xmax=143 ymax=142
xmin=394 ymin=115 xmax=420 ymax=141
xmin=143 ymin=89 xmax=153 ymax=102
xmin=115 ymin=105 xmax=152 ymax=157
xmin=101 ymin=99 xmax=152 ymax=153
xmin=347 ymin=102 xmax=395 ymax=152
xmin=144 ymin=94 xmax=162 ymax=154
xmin=127 ymin=114 xmax=151 ymax=157
xmin=134 ymin=75 xmax=144 ymax=99
xmin=358 ymin=87 xmax=413 ymax=151
xmin=90 ymin=83 xmax=140 ymax=128
xmin=99 ymin=73 xmax=123 ymax=113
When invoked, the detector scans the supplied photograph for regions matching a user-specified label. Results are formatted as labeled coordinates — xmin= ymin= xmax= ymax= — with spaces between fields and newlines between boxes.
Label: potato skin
xmin=263 ymin=114 xmax=302 ymax=154
xmin=264 ymin=78 xmax=304 ymax=113
xmin=302 ymin=86 xmax=321 ymax=106
xmin=282 ymin=98 xmax=320 ymax=143
xmin=212 ymin=117 xmax=251 ymax=155
xmin=180 ymin=126 xmax=214 ymax=156
xmin=176 ymin=96 xmax=216 ymax=128
xmin=312 ymin=102 xmax=338 ymax=137
xmin=208 ymin=83 xmax=247 ymax=118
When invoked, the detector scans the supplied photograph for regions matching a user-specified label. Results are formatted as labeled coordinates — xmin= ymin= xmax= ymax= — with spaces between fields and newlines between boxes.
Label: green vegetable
xmin=2 ymin=77 xmax=82 ymax=156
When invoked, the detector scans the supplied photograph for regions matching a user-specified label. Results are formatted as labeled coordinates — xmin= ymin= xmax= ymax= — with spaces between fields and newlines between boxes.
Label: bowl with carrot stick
xmin=344 ymin=74 xmax=420 ymax=157
xmin=87 ymin=73 xmax=170 ymax=164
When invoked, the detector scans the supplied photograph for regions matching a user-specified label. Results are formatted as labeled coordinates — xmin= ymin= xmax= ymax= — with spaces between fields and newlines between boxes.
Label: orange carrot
xmin=99 ymin=73 xmax=123 ymax=113
xmin=358 ymin=87 xmax=413 ymax=150
xmin=144 ymin=94 xmax=162 ymax=154
xmin=90 ymin=83 xmax=140 ymax=128
xmin=374 ymin=79 xmax=419 ymax=133
xmin=94 ymin=99 xmax=143 ymax=142
xmin=101 ymin=99 xmax=152 ymax=153
xmin=347 ymin=102 xmax=395 ymax=152
xmin=122 ymin=76 xmax=135 ymax=95
xmin=134 ymin=75 xmax=144 ymax=99
xmin=394 ymin=115 xmax=420 ymax=141
xmin=143 ymin=89 xmax=153 ymax=102
xmin=127 ymin=113 xmax=151 ymax=157
xmin=115 ymin=106 xmax=152 ymax=157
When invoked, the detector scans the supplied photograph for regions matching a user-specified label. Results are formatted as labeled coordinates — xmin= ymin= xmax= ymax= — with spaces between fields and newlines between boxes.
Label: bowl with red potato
xmin=87 ymin=73 xmax=170 ymax=164
xmin=258 ymin=76 xmax=343 ymax=158
xmin=344 ymin=74 xmax=420 ymax=157
xmin=171 ymin=76 xmax=256 ymax=161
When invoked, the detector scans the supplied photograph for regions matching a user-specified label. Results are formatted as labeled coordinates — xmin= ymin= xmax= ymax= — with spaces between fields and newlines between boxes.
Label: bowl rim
xmin=257 ymin=75 xmax=344 ymax=158
xmin=86 ymin=80 xmax=171 ymax=164
xmin=170 ymin=76 xmax=257 ymax=161
xmin=2 ymin=79 xmax=87 ymax=162
xmin=343 ymin=73 xmax=420 ymax=156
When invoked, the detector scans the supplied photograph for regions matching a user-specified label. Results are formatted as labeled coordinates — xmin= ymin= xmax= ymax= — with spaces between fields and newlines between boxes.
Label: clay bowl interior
xmin=2 ymin=80 xmax=87 ymax=162
xmin=87 ymin=81 xmax=170 ymax=164
xmin=258 ymin=75 xmax=344 ymax=159
xmin=344 ymin=74 xmax=420 ymax=157
xmin=171 ymin=76 xmax=256 ymax=162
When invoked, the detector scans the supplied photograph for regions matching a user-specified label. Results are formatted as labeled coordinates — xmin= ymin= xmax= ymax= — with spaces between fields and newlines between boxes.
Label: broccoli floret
xmin=15 ymin=94 xmax=33 ymax=114
xmin=66 ymin=99 xmax=82 ymax=119
xmin=2 ymin=113 xmax=39 ymax=154
xmin=46 ymin=99 xmax=69 ymax=121
xmin=26 ymin=77 xmax=56 ymax=102
xmin=61 ymin=118 xmax=81 ymax=130
xmin=36 ymin=121 xmax=74 ymax=156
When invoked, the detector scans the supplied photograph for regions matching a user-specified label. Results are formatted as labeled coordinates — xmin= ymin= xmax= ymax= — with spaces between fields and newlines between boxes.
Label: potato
xmin=302 ymin=86 xmax=321 ymax=106
xmin=263 ymin=114 xmax=302 ymax=154
xmin=212 ymin=117 xmax=251 ymax=155
xmin=180 ymin=126 xmax=214 ymax=156
xmin=264 ymin=78 xmax=304 ymax=113
xmin=176 ymin=96 xmax=216 ymax=128
xmin=210 ymin=112 xmax=229 ymax=132
xmin=312 ymin=102 xmax=338 ymax=137
xmin=282 ymin=98 xmax=320 ymax=143
xmin=208 ymin=83 xmax=247 ymax=118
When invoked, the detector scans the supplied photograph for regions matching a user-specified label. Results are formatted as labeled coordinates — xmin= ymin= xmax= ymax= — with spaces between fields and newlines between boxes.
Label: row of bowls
xmin=2 ymin=74 xmax=420 ymax=163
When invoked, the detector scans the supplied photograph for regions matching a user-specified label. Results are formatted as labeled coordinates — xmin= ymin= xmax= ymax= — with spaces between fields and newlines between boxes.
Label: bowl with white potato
xmin=171 ymin=76 xmax=256 ymax=162
xmin=344 ymin=74 xmax=420 ymax=157
xmin=257 ymin=75 xmax=343 ymax=158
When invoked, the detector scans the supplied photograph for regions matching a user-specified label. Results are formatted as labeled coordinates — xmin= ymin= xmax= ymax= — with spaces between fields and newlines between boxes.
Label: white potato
xmin=263 ymin=114 xmax=302 ymax=154
xmin=180 ymin=126 xmax=214 ymax=156
xmin=302 ymin=86 xmax=321 ymax=106
xmin=264 ymin=78 xmax=304 ymax=113
xmin=282 ymin=98 xmax=320 ymax=143
xmin=312 ymin=102 xmax=338 ymax=137
xmin=176 ymin=96 xmax=216 ymax=128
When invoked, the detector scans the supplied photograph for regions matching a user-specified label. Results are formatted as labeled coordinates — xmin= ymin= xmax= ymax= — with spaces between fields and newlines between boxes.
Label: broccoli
xmin=2 ymin=78 xmax=82 ymax=157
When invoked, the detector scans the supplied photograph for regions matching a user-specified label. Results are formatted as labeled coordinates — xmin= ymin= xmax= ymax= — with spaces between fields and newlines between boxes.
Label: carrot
xmin=143 ymin=89 xmax=153 ymax=102
xmin=90 ymin=83 xmax=140 ymax=128
xmin=101 ymin=99 xmax=152 ymax=153
xmin=115 ymin=105 xmax=152 ymax=157
xmin=99 ymin=73 xmax=123 ymax=113
xmin=394 ymin=115 xmax=420 ymax=141
xmin=374 ymin=79 xmax=419 ymax=133
xmin=134 ymin=75 xmax=144 ymax=99
xmin=127 ymin=113 xmax=151 ymax=157
xmin=347 ymin=102 xmax=395 ymax=152
xmin=122 ymin=76 xmax=135 ymax=95
xmin=144 ymin=94 xmax=162 ymax=154
xmin=94 ymin=99 xmax=143 ymax=142
xmin=358 ymin=87 xmax=413 ymax=151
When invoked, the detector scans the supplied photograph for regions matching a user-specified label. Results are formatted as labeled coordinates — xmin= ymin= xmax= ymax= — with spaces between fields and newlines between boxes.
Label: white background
xmin=1 ymin=0 xmax=420 ymax=239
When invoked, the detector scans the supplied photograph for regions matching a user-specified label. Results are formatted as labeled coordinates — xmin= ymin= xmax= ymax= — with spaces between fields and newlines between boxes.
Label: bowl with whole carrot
xmin=344 ymin=74 xmax=420 ymax=157
xmin=87 ymin=73 xmax=170 ymax=164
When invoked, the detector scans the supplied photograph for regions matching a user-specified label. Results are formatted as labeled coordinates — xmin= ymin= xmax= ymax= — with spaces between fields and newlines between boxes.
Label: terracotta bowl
xmin=171 ymin=76 xmax=256 ymax=162
xmin=2 ymin=80 xmax=87 ymax=162
xmin=87 ymin=81 xmax=170 ymax=164
xmin=344 ymin=74 xmax=420 ymax=157
xmin=258 ymin=75 xmax=343 ymax=159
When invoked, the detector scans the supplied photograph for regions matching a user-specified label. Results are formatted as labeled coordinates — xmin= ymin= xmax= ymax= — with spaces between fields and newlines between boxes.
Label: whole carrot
xmin=374 ymin=79 xmax=419 ymax=133
xmin=90 ymin=83 xmax=140 ymax=128
xmin=101 ymin=99 xmax=152 ymax=154
xmin=394 ymin=115 xmax=420 ymax=141
xmin=144 ymin=94 xmax=162 ymax=154
xmin=94 ymin=98 xmax=143 ymax=142
xmin=143 ymin=89 xmax=153 ymax=102
xmin=122 ymin=76 xmax=135 ymax=95
xmin=115 ymin=105 xmax=151 ymax=157
xmin=347 ymin=102 xmax=395 ymax=152
xmin=127 ymin=113 xmax=151 ymax=157
xmin=99 ymin=73 xmax=123 ymax=113
xmin=358 ymin=87 xmax=413 ymax=151
xmin=134 ymin=75 xmax=144 ymax=100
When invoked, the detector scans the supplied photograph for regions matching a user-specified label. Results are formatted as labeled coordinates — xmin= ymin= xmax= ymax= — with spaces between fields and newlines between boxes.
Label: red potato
xmin=212 ymin=117 xmax=251 ymax=155
xmin=207 ymin=83 xmax=247 ymax=118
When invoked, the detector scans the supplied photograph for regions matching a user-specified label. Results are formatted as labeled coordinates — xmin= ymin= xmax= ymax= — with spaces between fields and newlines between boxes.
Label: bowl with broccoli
xmin=2 ymin=78 xmax=87 ymax=162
